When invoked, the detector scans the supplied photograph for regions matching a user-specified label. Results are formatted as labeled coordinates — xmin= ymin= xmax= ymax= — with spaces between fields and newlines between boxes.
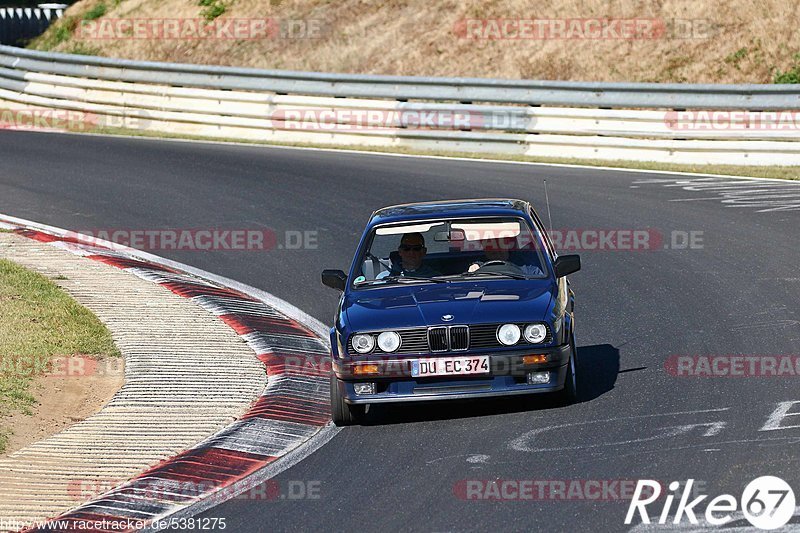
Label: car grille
xmin=361 ymin=322 xmax=552 ymax=355
xmin=449 ymin=326 xmax=470 ymax=351
xmin=428 ymin=327 xmax=449 ymax=352
xmin=468 ymin=323 xmax=504 ymax=348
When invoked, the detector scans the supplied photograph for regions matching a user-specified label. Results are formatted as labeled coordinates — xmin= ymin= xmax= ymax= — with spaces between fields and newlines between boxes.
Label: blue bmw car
xmin=322 ymin=199 xmax=581 ymax=425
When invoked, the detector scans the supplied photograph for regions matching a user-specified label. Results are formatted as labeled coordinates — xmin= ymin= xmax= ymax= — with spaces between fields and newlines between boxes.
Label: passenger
xmin=468 ymin=237 xmax=544 ymax=277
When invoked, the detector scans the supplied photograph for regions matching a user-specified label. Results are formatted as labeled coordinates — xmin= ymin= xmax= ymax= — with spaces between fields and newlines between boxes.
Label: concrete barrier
xmin=1 ymin=44 xmax=799 ymax=165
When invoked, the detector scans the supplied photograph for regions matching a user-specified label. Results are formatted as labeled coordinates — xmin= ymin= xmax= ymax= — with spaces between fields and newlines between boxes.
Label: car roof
xmin=369 ymin=199 xmax=532 ymax=227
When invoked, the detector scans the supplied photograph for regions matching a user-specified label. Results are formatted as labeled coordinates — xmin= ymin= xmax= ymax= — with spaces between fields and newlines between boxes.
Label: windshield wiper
xmin=378 ymin=275 xmax=447 ymax=284
xmin=456 ymin=271 xmax=529 ymax=280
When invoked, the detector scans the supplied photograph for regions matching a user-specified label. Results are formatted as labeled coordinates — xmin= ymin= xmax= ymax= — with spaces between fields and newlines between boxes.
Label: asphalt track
xmin=1 ymin=130 xmax=799 ymax=532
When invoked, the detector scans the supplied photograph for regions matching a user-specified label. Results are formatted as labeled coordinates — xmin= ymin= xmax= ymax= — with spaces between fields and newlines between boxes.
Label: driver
xmin=388 ymin=232 xmax=440 ymax=278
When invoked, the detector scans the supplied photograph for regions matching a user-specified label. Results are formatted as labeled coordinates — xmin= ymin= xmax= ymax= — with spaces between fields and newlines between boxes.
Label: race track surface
xmin=1 ymin=130 xmax=798 ymax=532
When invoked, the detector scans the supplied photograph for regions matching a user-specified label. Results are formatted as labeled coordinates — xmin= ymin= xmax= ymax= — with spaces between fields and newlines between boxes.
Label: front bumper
xmin=333 ymin=344 xmax=571 ymax=405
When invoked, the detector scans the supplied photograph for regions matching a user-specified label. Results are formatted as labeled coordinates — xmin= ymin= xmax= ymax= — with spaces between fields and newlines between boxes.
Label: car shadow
xmin=575 ymin=343 xmax=620 ymax=403
xmin=361 ymin=343 xmax=620 ymax=426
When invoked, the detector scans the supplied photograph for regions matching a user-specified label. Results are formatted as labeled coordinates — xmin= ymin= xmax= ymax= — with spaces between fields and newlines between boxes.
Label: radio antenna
xmin=543 ymin=179 xmax=554 ymax=235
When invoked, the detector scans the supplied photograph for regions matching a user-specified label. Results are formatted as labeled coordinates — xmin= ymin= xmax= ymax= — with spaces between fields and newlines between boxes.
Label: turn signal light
xmin=523 ymin=354 xmax=548 ymax=365
xmin=353 ymin=363 xmax=380 ymax=375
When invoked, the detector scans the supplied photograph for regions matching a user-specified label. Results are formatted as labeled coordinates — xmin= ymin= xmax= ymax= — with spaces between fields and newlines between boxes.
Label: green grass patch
xmin=83 ymin=124 xmax=800 ymax=182
xmin=725 ymin=47 xmax=749 ymax=71
xmin=0 ymin=259 xmax=119 ymax=453
xmin=774 ymin=53 xmax=800 ymax=83
xmin=198 ymin=0 xmax=227 ymax=21
xmin=29 ymin=15 xmax=77 ymax=51
xmin=83 ymin=2 xmax=108 ymax=21
xmin=28 ymin=1 xmax=108 ymax=52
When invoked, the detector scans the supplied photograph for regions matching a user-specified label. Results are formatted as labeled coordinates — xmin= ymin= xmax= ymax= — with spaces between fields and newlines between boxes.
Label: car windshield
xmin=352 ymin=216 xmax=550 ymax=287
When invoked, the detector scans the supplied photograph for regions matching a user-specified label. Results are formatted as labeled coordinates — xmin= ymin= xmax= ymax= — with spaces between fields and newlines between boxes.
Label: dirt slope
xmin=29 ymin=0 xmax=800 ymax=83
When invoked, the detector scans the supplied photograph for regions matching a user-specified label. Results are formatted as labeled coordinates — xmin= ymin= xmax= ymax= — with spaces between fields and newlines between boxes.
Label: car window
xmin=352 ymin=216 xmax=550 ymax=287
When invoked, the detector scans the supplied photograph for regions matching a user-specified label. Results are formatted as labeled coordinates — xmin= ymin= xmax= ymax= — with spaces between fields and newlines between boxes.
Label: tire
xmin=330 ymin=373 xmax=365 ymax=426
xmin=555 ymin=331 xmax=578 ymax=405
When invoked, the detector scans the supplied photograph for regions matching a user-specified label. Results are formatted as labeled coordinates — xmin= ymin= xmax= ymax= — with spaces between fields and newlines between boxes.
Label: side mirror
xmin=322 ymin=269 xmax=347 ymax=291
xmin=554 ymin=255 xmax=581 ymax=278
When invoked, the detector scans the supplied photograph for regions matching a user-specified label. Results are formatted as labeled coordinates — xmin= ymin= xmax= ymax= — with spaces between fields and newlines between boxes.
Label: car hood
xmin=343 ymin=281 xmax=555 ymax=332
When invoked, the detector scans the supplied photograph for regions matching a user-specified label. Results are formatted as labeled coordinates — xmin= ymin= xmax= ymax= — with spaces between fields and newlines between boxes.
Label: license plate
xmin=411 ymin=355 xmax=490 ymax=377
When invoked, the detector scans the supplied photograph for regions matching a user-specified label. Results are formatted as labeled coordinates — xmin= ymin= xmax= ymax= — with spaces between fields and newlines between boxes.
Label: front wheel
xmin=555 ymin=332 xmax=578 ymax=405
xmin=330 ymin=373 xmax=366 ymax=426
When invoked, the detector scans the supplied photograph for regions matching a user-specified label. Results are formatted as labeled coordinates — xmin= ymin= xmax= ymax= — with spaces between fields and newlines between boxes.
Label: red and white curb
xmin=0 ymin=214 xmax=339 ymax=532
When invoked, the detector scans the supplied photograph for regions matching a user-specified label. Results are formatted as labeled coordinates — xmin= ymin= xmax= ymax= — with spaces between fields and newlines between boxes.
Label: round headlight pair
xmin=351 ymin=331 xmax=401 ymax=353
xmin=496 ymin=323 xmax=548 ymax=346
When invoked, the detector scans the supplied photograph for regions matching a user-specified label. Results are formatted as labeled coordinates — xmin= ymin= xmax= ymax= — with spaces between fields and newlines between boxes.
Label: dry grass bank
xmin=29 ymin=0 xmax=800 ymax=83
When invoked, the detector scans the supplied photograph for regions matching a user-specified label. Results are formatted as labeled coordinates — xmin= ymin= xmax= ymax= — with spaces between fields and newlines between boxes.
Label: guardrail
xmin=0 ymin=8 xmax=63 ymax=46
xmin=1 ymin=44 xmax=799 ymax=165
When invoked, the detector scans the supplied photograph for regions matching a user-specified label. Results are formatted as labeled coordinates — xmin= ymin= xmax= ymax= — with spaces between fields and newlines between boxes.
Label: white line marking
xmin=509 ymin=409 xmax=730 ymax=452
xmin=636 ymin=176 xmax=800 ymax=212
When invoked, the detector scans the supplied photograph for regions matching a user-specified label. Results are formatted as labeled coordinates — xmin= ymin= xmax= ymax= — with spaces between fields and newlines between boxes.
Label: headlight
xmin=377 ymin=331 xmax=401 ymax=352
xmin=497 ymin=324 xmax=521 ymax=346
xmin=351 ymin=334 xmax=375 ymax=354
xmin=524 ymin=323 xmax=548 ymax=343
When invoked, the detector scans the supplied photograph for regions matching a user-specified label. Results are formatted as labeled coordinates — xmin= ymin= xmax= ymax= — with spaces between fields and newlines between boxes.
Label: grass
xmin=82 ymin=124 xmax=800 ymax=181
xmin=30 ymin=15 xmax=76 ymax=51
xmin=0 ymin=259 xmax=119 ymax=453
xmin=29 ymin=0 xmax=108 ymax=51
xmin=198 ymin=0 xmax=226 ymax=21
xmin=774 ymin=53 xmax=800 ymax=84
xmin=83 ymin=2 xmax=108 ymax=21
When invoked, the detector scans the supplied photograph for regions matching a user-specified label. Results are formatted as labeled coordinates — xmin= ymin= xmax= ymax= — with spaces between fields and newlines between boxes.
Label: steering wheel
xmin=474 ymin=260 xmax=525 ymax=276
